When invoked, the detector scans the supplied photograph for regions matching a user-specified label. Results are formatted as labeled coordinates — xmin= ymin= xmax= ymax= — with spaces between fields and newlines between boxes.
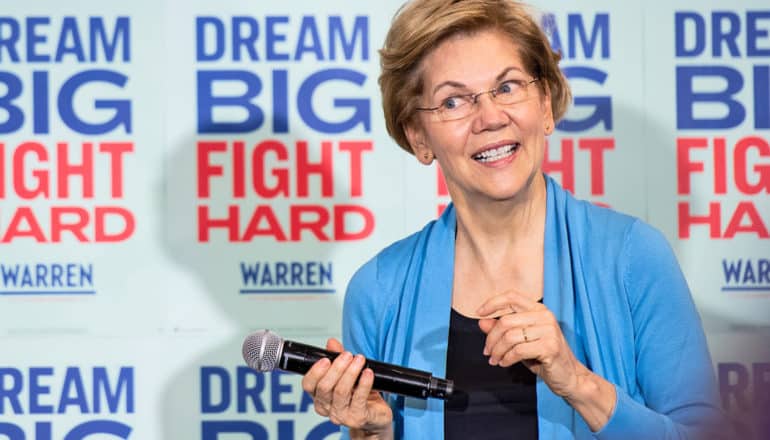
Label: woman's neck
xmin=450 ymin=174 xmax=547 ymax=307
xmin=452 ymin=173 xmax=547 ymax=256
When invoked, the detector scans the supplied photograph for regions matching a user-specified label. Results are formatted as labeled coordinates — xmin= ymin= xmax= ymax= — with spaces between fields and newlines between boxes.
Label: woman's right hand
xmin=301 ymin=338 xmax=394 ymax=439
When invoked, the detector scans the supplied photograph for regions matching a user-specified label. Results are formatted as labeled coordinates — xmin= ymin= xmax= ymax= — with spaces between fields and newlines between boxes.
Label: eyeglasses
xmin=416 ymin=77 xmax=540 ymax=122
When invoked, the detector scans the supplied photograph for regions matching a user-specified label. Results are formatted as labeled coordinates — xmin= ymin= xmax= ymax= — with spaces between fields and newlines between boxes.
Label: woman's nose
xmin=472 ymin=93 xmax=509 ymax=131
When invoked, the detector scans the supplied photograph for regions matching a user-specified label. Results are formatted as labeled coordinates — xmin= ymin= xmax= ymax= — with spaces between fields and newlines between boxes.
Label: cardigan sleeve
xmin=338 ymin=257 xmax=393 ymax=440
xmin=342 ymin=258 xmax=383 ymax=361
xmin=594 ymin=221 xmax=729 ymax=440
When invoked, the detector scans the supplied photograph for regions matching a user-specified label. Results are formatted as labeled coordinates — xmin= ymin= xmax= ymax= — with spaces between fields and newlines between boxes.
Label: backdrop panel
xmin=0 ymin=1 xmax=767 ymax=439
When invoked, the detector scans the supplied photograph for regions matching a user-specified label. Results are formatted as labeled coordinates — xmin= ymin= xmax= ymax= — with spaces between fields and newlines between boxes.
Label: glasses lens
xmin=495 ymin=80 xmax=531 ymax=105
xmin=439 ymin=98 xmax=473 ymax=121
xmin=432 ymin=79 xmax=537 ymax=121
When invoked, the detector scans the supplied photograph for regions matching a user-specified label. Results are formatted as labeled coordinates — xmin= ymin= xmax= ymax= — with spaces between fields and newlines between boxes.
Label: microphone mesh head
xmin=242 ymin=330 xmax=283 ymax=372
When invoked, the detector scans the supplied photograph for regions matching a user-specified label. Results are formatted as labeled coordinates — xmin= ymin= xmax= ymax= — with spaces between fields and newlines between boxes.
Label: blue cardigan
xmin=342 ymin=175 xmax=724 ymax=439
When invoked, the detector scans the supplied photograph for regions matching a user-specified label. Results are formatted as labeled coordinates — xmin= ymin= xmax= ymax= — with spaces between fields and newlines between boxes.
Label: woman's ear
xmin=405 ymin=122 xmax=434 ymax=164
xmin=543 ymin=108 xmax=555 ymax=135
xmin=541 ymin=83 xmax=555 ymax=135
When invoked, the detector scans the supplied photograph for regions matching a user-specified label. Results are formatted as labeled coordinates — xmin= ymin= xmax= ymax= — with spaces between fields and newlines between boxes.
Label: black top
xmin=444 ymin=308 xmax=538 ymax=439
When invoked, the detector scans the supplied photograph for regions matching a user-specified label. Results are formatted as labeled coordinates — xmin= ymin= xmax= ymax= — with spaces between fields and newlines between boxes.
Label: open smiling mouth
xmin=472 ymin=143 xmax=520 ymax=163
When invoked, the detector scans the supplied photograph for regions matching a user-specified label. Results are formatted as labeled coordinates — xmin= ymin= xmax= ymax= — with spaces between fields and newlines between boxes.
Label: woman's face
xmin=406 ymin=29 xmax=554 ymax=205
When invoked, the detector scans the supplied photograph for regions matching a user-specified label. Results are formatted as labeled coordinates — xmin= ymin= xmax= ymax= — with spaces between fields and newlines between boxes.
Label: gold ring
xmin=522 ymin=327 xmax=528 ymax=342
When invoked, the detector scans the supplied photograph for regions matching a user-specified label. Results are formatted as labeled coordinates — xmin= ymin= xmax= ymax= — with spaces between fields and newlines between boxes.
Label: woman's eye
xmin=498 ymin=81 xmax=519 ymax=94
xmin=442 ymin=97 xmax=460 ymax=110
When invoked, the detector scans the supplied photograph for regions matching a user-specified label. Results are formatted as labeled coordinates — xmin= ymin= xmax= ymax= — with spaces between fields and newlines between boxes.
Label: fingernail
xmin=483 ymin=346 xmax=489 ymax=356
xmin=340 ymin=351 xmax=352 ymax=361
xmin=488 ymin=358 xmax=497 ymax=366
xmin=354 ymin=354 xmax=365 ymax=365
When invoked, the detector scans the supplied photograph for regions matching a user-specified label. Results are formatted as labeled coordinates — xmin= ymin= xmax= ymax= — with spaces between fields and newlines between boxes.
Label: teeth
xmin=473 ymin=143 xmax=519 ymax=162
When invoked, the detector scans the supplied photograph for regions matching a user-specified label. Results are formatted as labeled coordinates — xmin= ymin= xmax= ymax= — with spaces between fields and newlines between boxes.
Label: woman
xmin=301 ymin=0 xmax=725 ymax=438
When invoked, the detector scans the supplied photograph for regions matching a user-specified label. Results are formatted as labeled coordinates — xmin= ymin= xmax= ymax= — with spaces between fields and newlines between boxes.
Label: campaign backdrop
xmin=0 ymin=0 xmax=767 ymax=439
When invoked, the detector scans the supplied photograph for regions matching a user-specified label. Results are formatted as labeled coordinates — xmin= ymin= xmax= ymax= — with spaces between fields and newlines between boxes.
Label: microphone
xmin=242 ymin=329 xmax=454 ymax=400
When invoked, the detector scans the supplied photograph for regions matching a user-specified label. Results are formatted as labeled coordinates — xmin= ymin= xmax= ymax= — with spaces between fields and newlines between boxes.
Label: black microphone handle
xmin=279 ymin=340 xmax=453 ymax=400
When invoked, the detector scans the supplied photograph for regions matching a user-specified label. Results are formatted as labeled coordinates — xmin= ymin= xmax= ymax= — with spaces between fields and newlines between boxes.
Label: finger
xmin=478 ymin=306 xmax=516 ymax=319
xmin=326 ymin=337 xmax=344 ymax=353
xmin=482 ymin=311 xmax=542 ymax=355
xmin=350 ymin=367 xmax=375 ymax=413
xmin=315 ymin=351 xmax=354 ymax=401
xmin=304 ymin=338 xmax=343 ymax=395
xmin=475 ymin=288 xmax=529 ymax=317
xmin=303 ymin=357 xmax=333 ymax=416
xmin=331 ymin=354 xmax=366 ymax=412
xmin=488 ymin=326 xmax=541 ymax=365
xmin=482 ymin=318 xmax=512 ymax=356
xmin=498 ymin=339 xmax=543 ymax=367
xmin=301 ymin=357 xmax=331 ymax=394
xmin=476 ymin=288 xmax=544 ymax=317
xmin=496 ymin=310 xmax=545 ymax=328
xmin=478 ymin=318 xmax=496 ymax=334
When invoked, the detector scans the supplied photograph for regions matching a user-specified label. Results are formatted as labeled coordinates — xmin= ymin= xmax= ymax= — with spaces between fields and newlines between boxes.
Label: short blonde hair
xmin=379 ymin=0 xmax=572 ymax=154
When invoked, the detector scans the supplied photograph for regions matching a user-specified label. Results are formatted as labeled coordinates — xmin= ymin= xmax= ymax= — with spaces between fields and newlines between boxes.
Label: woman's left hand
xmin=476 ymin=289 xmax=586 ymax=399
xmin=476 ymin=290 xmax=617 ymax=431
